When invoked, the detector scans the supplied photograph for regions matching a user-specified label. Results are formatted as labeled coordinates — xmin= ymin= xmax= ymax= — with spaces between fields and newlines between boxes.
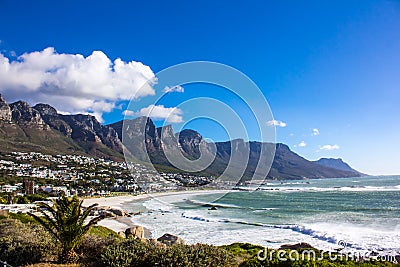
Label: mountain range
xmin=0 ymin=94 xmax=364 ymax=180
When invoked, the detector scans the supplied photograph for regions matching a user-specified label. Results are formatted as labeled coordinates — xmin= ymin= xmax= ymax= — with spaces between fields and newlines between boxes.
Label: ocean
xmin=124 ymin=176 xmax=400 ymax=254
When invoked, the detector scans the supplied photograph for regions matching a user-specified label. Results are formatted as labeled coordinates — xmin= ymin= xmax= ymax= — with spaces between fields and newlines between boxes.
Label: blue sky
xmin=0 ymin=0 xmax=399 ymax=175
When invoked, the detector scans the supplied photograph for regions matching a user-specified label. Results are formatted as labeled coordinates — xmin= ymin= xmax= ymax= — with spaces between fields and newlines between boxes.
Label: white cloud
xmin=122 ymin=110 xmax=135 ymax=116
xmin=267 ymin=119 xmax=287 ymax=127
xmin=319 ymin=144 xmax=340 ymax=151
xmin=0 ymin=47 xmax=156 ymax=122
xmin=298 ymin=141 xmax=307 ymax=147
xmin=163 ymin=85 xmax=184 ymax=93
xmin=312 ymin=128 xmax=320 ymax=136
xmin=125 ymin=104 xmax=183 ymax=123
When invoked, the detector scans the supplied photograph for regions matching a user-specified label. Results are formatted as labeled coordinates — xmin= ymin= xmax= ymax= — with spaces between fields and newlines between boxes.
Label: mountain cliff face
xmin=109 ymin=117 xmax=162 ymax=163
xmin=0 ymin=96 xmax=83 ymax=156
xmin=0 ymin=95 xmax=122 ymax=160
xmin=34 ymin=103 xmax=123 ymax=151
xmin=177 ymin=129 xmax=203 ymax=159
xmin=108 ymin=117 xmax=362 ymax=180
xmin=0 ymin=95 xmax=12 ymax=122
xmin=0 ymin=95 xmax=363 ymax=180
xmin=10 ymin=101 xmax=48 ymax=128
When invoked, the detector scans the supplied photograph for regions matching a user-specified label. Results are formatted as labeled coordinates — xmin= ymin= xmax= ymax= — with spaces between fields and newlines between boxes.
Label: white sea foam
xmin=142 ymin=198 xmax=175 ymax=212
xmin=128 ymin=177 xmax=400 ymax=254
xmin=339 ymin=185 xmax=400 ymax=192
xmin=133 ymin=199 xmax=400 ymax=254
xmin=256 ymin=185 xmax=400 ymax=192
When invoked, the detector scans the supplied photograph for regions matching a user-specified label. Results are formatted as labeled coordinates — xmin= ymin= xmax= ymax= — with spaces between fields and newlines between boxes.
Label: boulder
xmin=125 ymin=226 xmax=145 ymax=239
xmin=0 ymin=209 xmax=9 ymax=217
xmin=101 ymin=211 xmax=115 ymax=218
xmin=118 ymin=231 xmax=126 ymax=238
xmin=109 ymin=208 xmax=126 ymax=217
xmin=157 ymin=233 xmax=184 ymax=246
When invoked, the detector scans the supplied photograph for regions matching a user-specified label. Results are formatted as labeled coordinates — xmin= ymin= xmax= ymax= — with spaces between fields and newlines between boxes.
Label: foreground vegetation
xmin=28 ymin=196 xmax=105 ymax=263
xmin=0 ymin=198 xmax=398 ymax=266
xmin=0 ymin=216 xmax=236 ymax=266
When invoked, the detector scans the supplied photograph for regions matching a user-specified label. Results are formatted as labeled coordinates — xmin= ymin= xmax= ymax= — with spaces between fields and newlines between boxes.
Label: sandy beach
xmin=82 ymin=190 xmax=228 ymax=234
xmin=82 ymin=193 xmax=152 ymax=233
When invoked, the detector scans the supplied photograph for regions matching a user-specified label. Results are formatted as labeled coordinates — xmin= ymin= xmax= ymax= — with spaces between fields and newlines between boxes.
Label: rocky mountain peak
xmin=157 ymin=125 xmax=175 ymax=140
xmin=9 ymin=100 xmax=46 ymax=126
xmin=0 ymin=94 xmax=7 ymax=105
xmin=276 ymin=143 xmax=290 ymax=151
xmin=177 ymin=129 xmax=203 ymax=158
xmin=33 ymin=103 xmax=58 ymax=117
xmin=178 ymin=129 xmax=203 ymax=142
xmin=0 ymin=94 xmax=12 ymax=122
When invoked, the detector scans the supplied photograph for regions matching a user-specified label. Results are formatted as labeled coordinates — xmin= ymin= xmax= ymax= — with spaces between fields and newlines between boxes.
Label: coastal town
xmin=0 ymin=151 xmax=216 ymax=209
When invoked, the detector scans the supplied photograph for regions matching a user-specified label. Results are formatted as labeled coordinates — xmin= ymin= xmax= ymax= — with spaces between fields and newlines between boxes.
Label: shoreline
xmin=81 ymin=189 xmax=399 ymax=254
xmin=82 ymin=189 xmax=229 ymax=234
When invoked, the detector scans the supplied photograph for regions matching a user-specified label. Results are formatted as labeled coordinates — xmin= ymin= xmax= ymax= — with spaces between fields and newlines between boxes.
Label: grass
xmin=221 ymin=242 xmax=265 ymax=258
xmin=1 ymin=212 xmax=121 ymax=239
xmin=5 ymin=212 xmax=39 ymax=224
xmin=89 ymin=225 xmax=122 ymax=239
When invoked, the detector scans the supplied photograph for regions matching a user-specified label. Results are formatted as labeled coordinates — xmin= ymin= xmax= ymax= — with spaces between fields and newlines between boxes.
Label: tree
xmin=28 ymin=195 xmax=105 ymax=263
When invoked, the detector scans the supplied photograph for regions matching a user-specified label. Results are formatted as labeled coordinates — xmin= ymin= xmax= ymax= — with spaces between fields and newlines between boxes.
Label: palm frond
xmin=28 ymin=195 xmax=107 ymax=263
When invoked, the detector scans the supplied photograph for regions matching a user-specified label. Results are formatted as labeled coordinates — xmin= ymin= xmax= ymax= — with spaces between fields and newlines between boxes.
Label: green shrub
xmin=77 ymin=233 xmax=119 ymax=267
xmin=150 ymin=243 xmax=237 ymax=267
xmin=100 ymin=238 xmax=153 ymax=267
xmin=89 ymin=225 xmax=122 ymax=239
xmin=0 ymin=218 xmax=60 ymax=266
xmin=100 ymin=240 xmax=236 ymax=267
xmin=222 ymin=242 xmax=265 ymax=257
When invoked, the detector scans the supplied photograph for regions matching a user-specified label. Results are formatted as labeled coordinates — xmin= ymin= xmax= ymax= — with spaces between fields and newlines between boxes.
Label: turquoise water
xmin=126 ymin=176 xmax=400 ymax=253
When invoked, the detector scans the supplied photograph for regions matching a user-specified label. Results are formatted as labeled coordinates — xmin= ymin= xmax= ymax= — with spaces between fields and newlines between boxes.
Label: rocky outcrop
xmin=0 ymin=94 xmax=12 ymax=122
xmin=0 ymin=95 xmax=123 ymax=159
xmin=33 ymin=103 xmax=58 ymax=116
xmin=32 ymin=103 xmax=124 ymax=156
xmin=125 ymin=226 xmax=145 ymax=239
xmin=176 ymin=129 xmax=203 ymax=159
xmin=109 ymin=117 xmax=163 ymax=162
xmin=33 ymin=104 xmax=73 ymax=136
xmin=9 ymin=101 xmax=47 ymax=127
xmin=157 ymin=233 xmax=184 ymax=246
xmin=61 ymin=115 xmax=103 ymax=143
xmin=108 ymin=208 xmax=126 ymax=217
xmin=89 ymin=206 xmax=127 ymax=217
xmin=157 ymin=125 xmax=177 ymax=150
xmin=118 ymin=231 xmax=126 ymax=238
